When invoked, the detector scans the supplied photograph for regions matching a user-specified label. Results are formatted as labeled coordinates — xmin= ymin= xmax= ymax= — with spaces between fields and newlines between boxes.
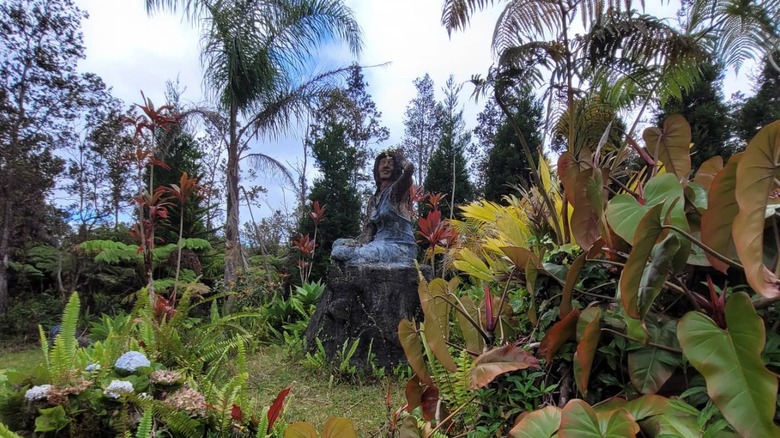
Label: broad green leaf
xmin=643 ymin=114 xmax=692 ymax=181
xmin=399 ymin=416 xmax=423 ymax=438
xmin=561 ymin=253 xmax=586 ymax=317
xmin=508 ymin=406 xmax=562 ymax=438
xmin=678 ymin=292 xmax=780 ymax=437
xmin=572 ymin=169 xmax=600 ymax=249
xmin=419 ymin=279 xmax=457 ymax=372
xmin=701 ymin=153 xmax=742 ymax=273
xmin=733 ymin=121 xmax=780 ymax=298
xmin=687 ymin=182 xmax=708 ymax=210
xmin=538 ymin=309 xmax=580 ymax=363
xmin=455 ymin=296 xmax=482 ymax=353
xmin=398 ymin=319 xmax=431 ymax=385
xmin=638 ymin=409 xmax=700 ymax=438
xmin=618 ymin=204 xmax=665 ymax=318
xmin=284 ymin=422 xmax=318 ymax=438
xmin=322 ymin=417 xmax=357 ymax=438
xmin=574 ymin=307 xmax=602 ymax=396
xmin=628 ymin=318 xmax=680 ymax=395
xmin=469 ymin=344 xmax=539 ymax=389
xmin=454 ymin=247 xmax=493 ymax=281
xmin=606 ymin=173 xmax=687 ymax=245
xmin=638 ymin=235 xmax=680 ymax=318
xmin=34 ymin=406 xmax=70 ymax=433
xmin=559 ymin=399 xmax=639 ymax=437
xmin=694 ymin=156 xmax=724 ymax=191
xmin=595 ymin=395 xmax=669 ymax=421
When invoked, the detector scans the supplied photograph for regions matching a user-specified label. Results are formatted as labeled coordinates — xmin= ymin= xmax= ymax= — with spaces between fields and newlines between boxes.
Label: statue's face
xmin=378 ymin=156 xmax=395 ymax=181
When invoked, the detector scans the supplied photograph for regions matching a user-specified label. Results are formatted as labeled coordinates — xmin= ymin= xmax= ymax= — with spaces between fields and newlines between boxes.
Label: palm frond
xmin=242 ymin=152 xmax=296 ymax=187
xmin=441 ymin=0 xmax=498 ymax=35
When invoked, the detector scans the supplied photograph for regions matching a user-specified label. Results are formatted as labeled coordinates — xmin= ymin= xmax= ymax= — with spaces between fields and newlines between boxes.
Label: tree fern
xmin=48 ymin=292 xmax=81 ymax=385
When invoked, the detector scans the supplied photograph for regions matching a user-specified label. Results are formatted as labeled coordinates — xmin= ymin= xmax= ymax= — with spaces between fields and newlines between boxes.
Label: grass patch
xmin=0 ymin=346 xmax=43 ymax=372
xmin=245 ymin=343 xmax=406 ymax=436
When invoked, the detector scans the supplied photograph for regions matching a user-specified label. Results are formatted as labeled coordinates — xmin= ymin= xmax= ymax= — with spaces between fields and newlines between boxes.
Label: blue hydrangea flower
xmin=114 ymin=351 xmax=150 ymax=372
xmin=25 ymin=384 xmax=51 ymax=401
xmin=85 ymin=363 xmax=101 ymax=371
xmin=104 ymin=380 xmax=133 ymax=399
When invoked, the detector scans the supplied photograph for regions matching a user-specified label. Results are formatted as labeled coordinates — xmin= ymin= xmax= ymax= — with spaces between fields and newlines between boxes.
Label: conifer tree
xmin=402 ymin=74 xmax=439 ymax=185
xmin=423 ymin=76 xmax=474 ymax=218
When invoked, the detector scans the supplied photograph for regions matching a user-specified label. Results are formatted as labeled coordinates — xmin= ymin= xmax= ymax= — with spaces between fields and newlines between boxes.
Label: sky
xmin=72 ymin=0 xmax=758 ymax=218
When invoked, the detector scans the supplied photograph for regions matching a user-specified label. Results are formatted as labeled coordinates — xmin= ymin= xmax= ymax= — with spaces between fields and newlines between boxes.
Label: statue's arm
xmin=392 ymin=155 xmax=414 ymax=204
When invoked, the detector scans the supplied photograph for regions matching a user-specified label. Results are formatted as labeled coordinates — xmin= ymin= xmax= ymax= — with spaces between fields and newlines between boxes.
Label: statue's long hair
xmin=372 ymin=150 xmax=404 ymax=195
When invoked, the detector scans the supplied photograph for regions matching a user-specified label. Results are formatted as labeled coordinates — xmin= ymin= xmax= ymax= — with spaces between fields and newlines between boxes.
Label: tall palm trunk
xmin=224 ymin=101 xmax=241 ymax=291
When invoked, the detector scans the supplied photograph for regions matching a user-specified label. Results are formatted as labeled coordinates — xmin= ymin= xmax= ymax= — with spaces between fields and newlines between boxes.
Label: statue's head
xmin=373 ymin=148 xmax=404 ymax=188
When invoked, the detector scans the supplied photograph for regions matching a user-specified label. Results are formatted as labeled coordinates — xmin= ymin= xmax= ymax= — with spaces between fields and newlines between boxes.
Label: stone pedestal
xmin=305 ymin=263 xmax=429 ymax=370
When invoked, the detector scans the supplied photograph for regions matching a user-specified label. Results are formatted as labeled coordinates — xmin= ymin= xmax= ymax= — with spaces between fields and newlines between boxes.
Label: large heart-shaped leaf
xmin=469 ymin=344 xmax=539 ymax=389
xmin=606 ymin=173 xmax=687 ymax=245
xmin=405 ymin=375 xmax=423 ymax=412
xmin=574 ymin=307 xmax=602 ymax=396
xmin=508 ymin=406 xmax=562 ymax=438
xmin=420 ymin=385 xmax=439 ymax=421
xmin=561 ymin=253 xmax=586 ymax=318
xmin=398 ymin=319 xmax=431 ymax=385
xmin=418 ymin=279 xmax=457 ymax=372
xmin=594 ymin=394 xmax=669 ymax=421
xmin=572 ymin=169 xmax=601 ymax=248
xmin=399 ymin=416 xmax=423 ymax=438
xmin=455 ymin=295 xmax=483 ymax=353
xmin=284 ymin=422 xmax=318 ymax=438
xmin=538 ymin=309 xmax=580 ymax=363
xmin=643 ymin=114 xmax=692 ymax=181
xmin=733 ymin=121 xmax=780 ymax=298
xmin=694 ymin=155 xmax=724 ymax=191
xmin=638 ymin=235 xmax=680 ymax=318
xmin=677 ymin=292 xmax=780 ymax=437
xmin=618 ymin=204 xmax=665 ymax=318
xmin=559 ymin=399 xmax=639 ymax=437
xmin=637 ymin=404 xmax=700 ymax=438
xmin=558 ymin=151 xmax=592 ymax=205
xmin=321 ymin=417 xmax=357 ymax=438
xmin=701 ymin=153 xmax=742 ymax=273
xmin=628 ymin=320 xmax=680 ymax=394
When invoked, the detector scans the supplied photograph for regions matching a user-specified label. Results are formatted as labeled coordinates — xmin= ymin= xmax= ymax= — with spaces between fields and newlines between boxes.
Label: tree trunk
xmin=0 ymin=199 xmax=12 ymax=316
xmin=224 ymin=102 xmax=241 ymax=308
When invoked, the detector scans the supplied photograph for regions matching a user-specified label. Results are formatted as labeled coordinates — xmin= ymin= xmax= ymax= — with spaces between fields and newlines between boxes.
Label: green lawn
xmin=0 ymin=343 xmax=404 ymax=436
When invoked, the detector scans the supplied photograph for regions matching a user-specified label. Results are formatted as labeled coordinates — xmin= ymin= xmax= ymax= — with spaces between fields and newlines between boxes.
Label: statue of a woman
xmin=331 ymin=149 xmax=417 ymax=265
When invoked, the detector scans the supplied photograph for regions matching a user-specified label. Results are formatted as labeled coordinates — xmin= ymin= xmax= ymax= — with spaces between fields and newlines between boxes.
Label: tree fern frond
xmin=441 ymin=0 xmax=497 ymax=35
xmin=492 ymin=0 xmax=558 ymax=53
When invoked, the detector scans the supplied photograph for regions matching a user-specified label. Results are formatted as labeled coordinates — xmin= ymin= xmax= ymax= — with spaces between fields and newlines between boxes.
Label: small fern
xmin=135 ymin=408 xmax=153 ymax=438
xmin=47 ymin=292 xmax=81 ymax=385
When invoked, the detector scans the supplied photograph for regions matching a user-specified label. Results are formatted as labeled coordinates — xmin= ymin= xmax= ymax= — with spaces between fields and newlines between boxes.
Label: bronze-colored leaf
xmin=420 ymin=385 xmax=439 ymax=421
xmin=538 ymin=309 xmax=581 ymax=363
xmin=419 ymin=279 xmax=457 ymax=372
xmin=643 ymin=114 xmax=692 ymax=181
xmin=456 ymin=296 xmax=483 ymax=353
xmin=701 ymin=153 xmax=742 ymax=273
xmin=500 ymin=246 xmax=539 ymax=270
xmin=284 ymin=422 xmax=318 ymax=438
xmin=574 ymin=307 xmax=602 ymax=396
xmin=558 ymin=151 xmax=591 ymax=205
xmin=693 ymin=156 xmax=724 ymax=191
xmin=733 ymin=121 xmax=780 ymax=298
xmin=398 ymin=319 xmax=431 ymax=385
xmin=572 ymin=168 xmax=600 ymax=249
xmin=469 ymin=344 xmax=540 ymax=389
xmin=405 ymin=375 xmax=423 ymax=413
xmin=561 ymin=253 xmax=587 ymax=317
xmin=321 ymin=417 xmax=357 ymax=438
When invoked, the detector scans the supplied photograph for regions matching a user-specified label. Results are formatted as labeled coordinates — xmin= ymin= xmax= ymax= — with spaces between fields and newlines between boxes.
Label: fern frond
xmin=49 ymin=292 xmax=81 ymax=384
xmin=135 ymin=409 xmax=153 ymax=438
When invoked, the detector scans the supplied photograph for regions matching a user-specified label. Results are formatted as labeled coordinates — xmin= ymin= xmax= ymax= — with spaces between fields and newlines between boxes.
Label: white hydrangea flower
xmin=104 ymin=380 xmax=133 ymax=399
xmin=85 ymin=363 xmax=101 ymax=371
xmin=114 ymin=351 xmax=150 ymax=372
xmin=25 ymin=384 xmax=51 ymax=401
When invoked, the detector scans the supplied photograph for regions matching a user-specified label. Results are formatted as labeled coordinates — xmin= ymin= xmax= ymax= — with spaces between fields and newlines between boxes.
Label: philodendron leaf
xmin=619 ymin=204 xmax=665 ymax=318
xmin=561 ymin=253 xmax=586 ymax=317
xmin=574 ymin=307 xmax=602 ymax=396
xmin=628 ymin=318 xmax=680 ymax=395
xmin=638 ymin=234 xmax=680 ymax=318
xmin=558 ymin=399 xmax=640 ymax=437
xmin=284 ymin=422 xmax=318 ymax=438
xmin=469 ymin=344 xmax=539 ymax=389
xmin=643 ymin=114 xmax=692 ymax=181
xmin=399 ymin=416 xmax=423 ymax=438
xmin=538 ymin=309 xmax=580 ymax=363
xmin=419 ymin=279 xmax=457 ymax=372
xmin=572 ymin=168 xmax=601 ymax=249
xmin=606 ymin=173 xmax=687 ymax=245
xmin=733 ymin=120 xmax=780 ymax=298
xmin=455 ymin=296 xmax=483 ymax=353
xmin=678 ymin=292 xmax=780 ymax=438
xmin=701 ymin=153 xmax=742 ymax=273
xmin=398 ymin=319 xmax=431 ymax=385
xmin=694 ymin=156 xmax=724 ymax=191
xmin=321 ymin=417 xmax=357 ymax=438
xmin=508 ymin=406 xmax=562 ymax=438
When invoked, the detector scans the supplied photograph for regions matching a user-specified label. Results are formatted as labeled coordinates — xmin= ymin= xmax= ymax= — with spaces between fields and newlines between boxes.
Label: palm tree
xmin=145 ymin=0 xmax=362 ymax=288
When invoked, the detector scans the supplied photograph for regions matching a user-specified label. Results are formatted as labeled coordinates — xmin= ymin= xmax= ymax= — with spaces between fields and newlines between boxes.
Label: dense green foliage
xmin=734 ymin=51 xmax=780 ymax=142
